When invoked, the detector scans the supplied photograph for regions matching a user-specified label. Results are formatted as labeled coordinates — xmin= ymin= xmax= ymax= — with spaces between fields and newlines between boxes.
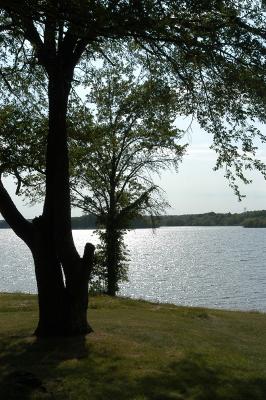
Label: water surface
xmin=0 ymin=226 xmax=265 ymax=311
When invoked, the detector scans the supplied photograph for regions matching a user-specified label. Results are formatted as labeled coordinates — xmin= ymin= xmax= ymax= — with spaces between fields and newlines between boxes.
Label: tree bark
xmin=0 ymin=179 xmax=33 ymax=248
xmin=31 ymin=219 xmax=95 ymax=337
xmin=105 ymin=177 xmax=120 ymax=296
xmin=31 ymin=217 xmax=67 ymax=336
xmin=106 ymin=220 xmax=120 ymax=296
xmin=0 ymin=63 xmax=95 ymax=336
xmin=33 ymin=64 xmax=95 ymax=336
xmin=0 ymin=189 xmax=95 ymax=337
xmin=0 ymin=12 xmax=95 ymax=337
xmin=44 ymin=66 xmax=79 ymax=268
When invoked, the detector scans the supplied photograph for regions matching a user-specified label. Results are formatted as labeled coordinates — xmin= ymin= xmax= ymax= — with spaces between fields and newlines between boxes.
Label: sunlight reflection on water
xmin=0 ymin=226 xmax=265 ymax=311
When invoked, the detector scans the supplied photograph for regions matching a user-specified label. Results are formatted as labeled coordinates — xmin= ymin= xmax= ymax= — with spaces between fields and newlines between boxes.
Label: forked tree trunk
xmin=31 ymin=64 xmax=95 ymax=336
xmin=0 ymin=64 xmax=95 ymax=336
xmin=33 ymin=250 xmax=94 ymax=336
xmin=0 ymin=31 xmax=95 ymax=336
xmin=31 ymin=219 xmax=95 ymax=337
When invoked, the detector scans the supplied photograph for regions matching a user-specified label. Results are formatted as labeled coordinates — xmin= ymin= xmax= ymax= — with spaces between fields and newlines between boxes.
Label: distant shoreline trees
xmin=75 ymin=210 xmax=266 ymax=229
xmin=2 ymin=211 xmax=266 ymax=230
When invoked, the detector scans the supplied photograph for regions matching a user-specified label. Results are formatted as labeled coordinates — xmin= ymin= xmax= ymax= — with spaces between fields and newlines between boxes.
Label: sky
xmin=156 ymin=120 xmax=266 ymax=215
xmin=2 ymin=120 xmax=266 ymax=219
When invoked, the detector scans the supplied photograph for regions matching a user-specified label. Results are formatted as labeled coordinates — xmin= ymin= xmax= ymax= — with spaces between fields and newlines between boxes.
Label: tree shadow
xmin=0 ymin=334 xmax=88 ymax=399
xmin=0 ymin=336 xmax=266 ymax=400
xmin=137 ymin=357 xmax=266 ymax=400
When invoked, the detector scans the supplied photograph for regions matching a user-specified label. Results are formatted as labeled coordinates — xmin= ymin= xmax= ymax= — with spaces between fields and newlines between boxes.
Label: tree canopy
xmin=71 ymin=60 xmax=186 ymax=218
xmin=0 ymin=0 xmax=265 ymax=336
xmin=0 ymin=1 xmax=265 ymax=193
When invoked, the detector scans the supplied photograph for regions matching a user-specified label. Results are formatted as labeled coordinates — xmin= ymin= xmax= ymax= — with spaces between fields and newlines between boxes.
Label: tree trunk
xmin=0 ymin=24 xmax=94 ymax=337
xmin=0 ymin=187 xmax=95 ymax=336
xmin=106 ymin=222 xmax=120 ymax=296
xmin=33 ymin=251 xmax=94 ymax=336
xmin=32 ymin=217 xmax=95 ymax=337
xmin=44 ymin=66 xmax=78 ymax=267
xmin=33 ymin=64 xmax=95 ymax=336
xmin=32 ymin=217 xmax=66 ymax=336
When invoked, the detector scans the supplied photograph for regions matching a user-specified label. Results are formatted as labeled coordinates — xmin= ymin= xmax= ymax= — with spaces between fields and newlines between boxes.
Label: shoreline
xmin=0 ymin=292 xmax=265 ymax=315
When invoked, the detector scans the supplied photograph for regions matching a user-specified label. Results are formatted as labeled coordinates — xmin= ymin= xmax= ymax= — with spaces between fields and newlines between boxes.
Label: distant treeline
xmin=157 ymin=210 xmax=266 ymax=228
xmin=1 ymin=210 xmax=266 ymax=230
xmin=71 ymin=210 xmax=266 ymax=229
xmin=71 ymin=210 xmax=266 ymax=228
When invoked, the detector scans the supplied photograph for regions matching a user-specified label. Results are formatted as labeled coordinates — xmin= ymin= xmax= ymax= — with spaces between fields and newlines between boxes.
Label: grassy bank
xmin=0 ymin=293 xmax=266 ymax=400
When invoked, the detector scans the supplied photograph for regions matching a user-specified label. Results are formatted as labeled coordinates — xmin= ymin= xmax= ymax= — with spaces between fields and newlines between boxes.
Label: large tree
xmin=0 ymin=1 xmax=265 ymax=336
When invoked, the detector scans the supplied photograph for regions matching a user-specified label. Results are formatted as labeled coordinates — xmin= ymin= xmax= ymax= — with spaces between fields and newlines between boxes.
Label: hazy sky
xmin=156 ymin=120 xmax=266 ymax=215
xmin=2 ymin=120 xmax=266 ymax=219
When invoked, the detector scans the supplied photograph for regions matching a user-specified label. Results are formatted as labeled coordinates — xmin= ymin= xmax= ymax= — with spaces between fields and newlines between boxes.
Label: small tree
xmin=70 ymin=62 xmax=186 ymax=295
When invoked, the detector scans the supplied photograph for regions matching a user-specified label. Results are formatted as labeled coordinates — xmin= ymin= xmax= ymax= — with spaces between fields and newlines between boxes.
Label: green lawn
xmin=0 ymin=293 xmax=266 ymax=399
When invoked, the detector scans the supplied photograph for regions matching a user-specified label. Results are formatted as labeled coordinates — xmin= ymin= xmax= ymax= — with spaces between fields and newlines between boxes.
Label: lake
xmin=0 ymin=226 xmax=265 ymax=312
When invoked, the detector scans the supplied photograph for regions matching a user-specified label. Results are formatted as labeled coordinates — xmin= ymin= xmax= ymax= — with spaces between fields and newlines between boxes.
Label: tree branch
xmin=0 ymin=177 xmax=33 ymax=247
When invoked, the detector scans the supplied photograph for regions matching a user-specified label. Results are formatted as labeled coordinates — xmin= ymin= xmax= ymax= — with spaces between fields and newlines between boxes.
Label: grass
xmin=0 ymin=293 xmax=266 ymax=399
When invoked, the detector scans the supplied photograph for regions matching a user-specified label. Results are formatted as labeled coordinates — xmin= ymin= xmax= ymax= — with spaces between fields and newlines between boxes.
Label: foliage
xmin=69 ymin=60 xmax=186 ymax=294
xmin=70 ymin=60 xmax=186 ymax=215
xmin=0 ymin=1 xmax=266 ymax=198
xmin=90 ymin=229 xmax=130 ymax=295
xmin=0 ymin=104 xmax=46 ymax=196
xmin=72 ymin=210 xmax=266 ymax=229
xmin=242 ymin=216 xmax=266 ymax=227
xmin=158 ymin=210 xmax=266 ymax=227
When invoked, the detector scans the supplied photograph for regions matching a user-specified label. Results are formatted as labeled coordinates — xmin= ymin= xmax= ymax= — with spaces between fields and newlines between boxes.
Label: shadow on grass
xmin=0 ymin=335 xmax=266 ymax=400
xmin=0 ymin=335 xmax=88 ymax=399
xmin=138 ymin=358 xmax=266 ymax=400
